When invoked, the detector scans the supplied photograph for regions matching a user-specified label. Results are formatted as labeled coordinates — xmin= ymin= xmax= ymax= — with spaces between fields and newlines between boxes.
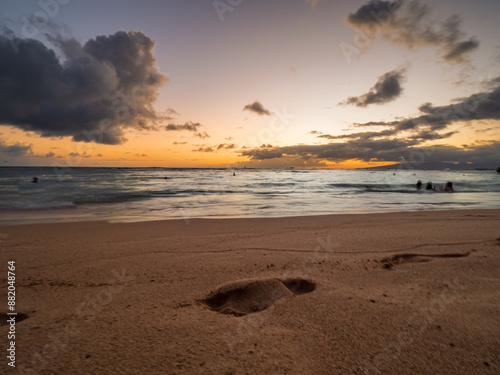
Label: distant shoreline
xmin=0 ymin=165 xmax=498 ymax=171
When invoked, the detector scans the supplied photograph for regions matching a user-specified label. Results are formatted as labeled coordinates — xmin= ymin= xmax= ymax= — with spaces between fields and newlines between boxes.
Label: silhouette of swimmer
xmin=233 ymin=172 xmax=236 ymax=176
xmin=32 ymin=177 xmax=38 ymax=183
xmin=426 ymin=182 xmax=433 ymax=190
xmin=416 ymin=180 xmax=423 ymax=190
xmin=444 ymin=181 xmax=454 ymax=192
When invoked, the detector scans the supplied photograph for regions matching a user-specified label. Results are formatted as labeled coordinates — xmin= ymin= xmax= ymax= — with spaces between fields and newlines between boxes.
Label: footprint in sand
xmin=0 ymin=313 xmax=30 ymax=326
xmin=381 ymin=251 xmax=472 ymax=269
xmin=202 ymin=278 xmax=315 ymax=316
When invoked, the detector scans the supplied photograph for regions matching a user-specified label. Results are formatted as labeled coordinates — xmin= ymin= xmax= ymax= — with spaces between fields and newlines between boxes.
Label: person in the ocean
xmin=32 ymin=177 xmax=38 ymax=183
xmin=416 ymin=180 xmax=423 ymax=190
xmin=426 ymin=182 xmax=433 ymax=190
xmin=233 ymin=172 xmax=236 ymax=176
xmin=444 ymin=182 xmax=454 ymax=192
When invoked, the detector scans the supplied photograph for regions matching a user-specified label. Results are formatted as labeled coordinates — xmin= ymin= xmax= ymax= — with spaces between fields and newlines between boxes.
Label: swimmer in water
xmin=444 ymin=181 xmax=454 ymax=192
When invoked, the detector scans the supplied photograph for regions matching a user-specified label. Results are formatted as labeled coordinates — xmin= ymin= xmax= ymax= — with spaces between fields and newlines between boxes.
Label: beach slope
xmin=1 ymin=210 xmax=499 ymax=374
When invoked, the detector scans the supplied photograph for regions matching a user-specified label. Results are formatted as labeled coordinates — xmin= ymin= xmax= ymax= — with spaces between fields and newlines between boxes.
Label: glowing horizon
xmin=0 ymin=0 xmax=499 ymax=169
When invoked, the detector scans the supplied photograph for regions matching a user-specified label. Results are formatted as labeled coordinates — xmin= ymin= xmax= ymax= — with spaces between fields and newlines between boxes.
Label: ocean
xmin=1 ymin=167 xmax=499 ymax=225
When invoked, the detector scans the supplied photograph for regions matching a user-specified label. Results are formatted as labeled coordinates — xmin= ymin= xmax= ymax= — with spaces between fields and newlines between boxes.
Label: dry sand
xmin=1 ymin=209 xmax=499 ymax=374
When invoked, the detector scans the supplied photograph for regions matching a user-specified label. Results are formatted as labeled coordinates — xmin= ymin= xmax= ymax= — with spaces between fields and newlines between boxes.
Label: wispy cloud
xmin=165 ymin=122 xmax=202 ymax=132
xmin=192 ymin=146 xmax=215 ymax=153
xmin=346 ymin=0 xmax=479 ymax=63
xmin=192 ymin=143 xmax=237 ymax=153
xmin=339 ymin=67 xmax=406 ymax=107
xmin=243 ymin=101 xmax=272 ymax=116
xmin=217 ymin=143 xmax=237 ymax=150
xmin=165 ymin=122 xmax=211 ymax=139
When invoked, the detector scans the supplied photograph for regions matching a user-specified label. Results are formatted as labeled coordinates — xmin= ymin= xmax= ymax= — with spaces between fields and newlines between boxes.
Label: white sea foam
xmin=0 ymin=167 xmax=499 ymax=224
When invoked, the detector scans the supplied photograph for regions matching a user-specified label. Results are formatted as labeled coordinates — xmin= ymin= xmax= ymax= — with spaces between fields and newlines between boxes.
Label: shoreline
xmin=2 ymin=205 xmax=500 ymax=226
xmin=2 ymin=167 xmax=499 ymax=227
xmin=1 ymin=209 xmax=499 ymax=374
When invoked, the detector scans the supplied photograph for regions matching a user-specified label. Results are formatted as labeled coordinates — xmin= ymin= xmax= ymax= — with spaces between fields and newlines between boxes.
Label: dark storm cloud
xmin=346 ymin=0 xmax=479 ymax=63
xmin=0 ymin=30 xmax=168 ymax=144
xmin=243 ymin=101 xmax=272 ymax=116
xmin=340 ymin=68 xmax=406 ymax=107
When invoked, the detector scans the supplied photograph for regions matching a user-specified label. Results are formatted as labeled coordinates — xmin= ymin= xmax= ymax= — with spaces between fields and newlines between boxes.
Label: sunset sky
xmin=0 ymin=0 xmax=499 ymax=168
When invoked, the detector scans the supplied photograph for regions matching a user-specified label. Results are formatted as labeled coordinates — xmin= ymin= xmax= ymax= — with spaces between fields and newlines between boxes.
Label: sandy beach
xmin=1 ymin=209 xmax=499 ymax=374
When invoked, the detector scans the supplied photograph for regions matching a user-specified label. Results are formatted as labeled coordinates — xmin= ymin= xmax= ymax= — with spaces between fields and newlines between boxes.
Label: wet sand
xmin=1 ymin=209 xmax=499 ymax=374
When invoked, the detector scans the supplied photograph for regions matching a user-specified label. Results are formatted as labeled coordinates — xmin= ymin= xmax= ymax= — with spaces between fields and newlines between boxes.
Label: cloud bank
xmin=0 ymin=140 xmax=33 ymax=157
xmin=346 ymin=0 xmax=479 ymax=63
xmin=241 ymin=77 xmax=500 ymax=167
xmin=0 ymin=30 xmax=168 ymax=144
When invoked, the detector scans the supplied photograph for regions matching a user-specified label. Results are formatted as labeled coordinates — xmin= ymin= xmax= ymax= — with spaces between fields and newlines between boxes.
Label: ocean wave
xmin=72 ymin=188 xmax=248 ymax=205
xmin=1 ymin=168 xmax=499 ymax=220
xmin=254 ymin=182 xmax=297 ymax=187
xmin=0 ymin=201 xmax=75 ymax=211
